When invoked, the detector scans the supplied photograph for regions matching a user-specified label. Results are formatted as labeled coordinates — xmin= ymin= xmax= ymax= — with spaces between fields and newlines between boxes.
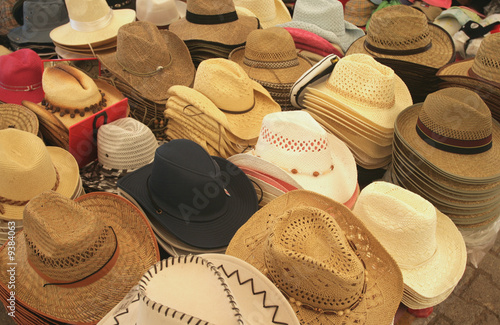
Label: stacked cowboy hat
xmin=353 ymin=181 xmax=467 ymax=309
xmin=346 ymin=5 xmax=455 ymax=104
xmin=136 ymin=0 xmax=186 ymax=27
xmin=228 ymin=110 xmax=359 ymax=209
xmin=117 ymin=139 xmax=259 ymax=255
xmin=391 ymin=87 xmax=500 ymax=229
xmin=229 ymin=27 xmax=313 ymax=111
xmin=302 ymin=53 xmax=413 ymax=169
xmin=0 ymin=103 xmax=39 ymax=134
xmin=437 ymin=32 xmax=500 ymax=123
xmin=233 ymin=0 xmax=291 ymax=28
xmin=165 ymin=58 xmax=281 ymax=158
xmin=168 ymin=0 xmax=260 ymax=67
xmin=0 ymin=191 xmax=160 ymax=324
xmin=227 ymin=190 xmax=404 ymax=325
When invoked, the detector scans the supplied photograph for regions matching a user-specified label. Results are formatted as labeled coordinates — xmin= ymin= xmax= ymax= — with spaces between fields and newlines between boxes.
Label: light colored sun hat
xmin=226 ymin=190 xmax=404 ymax=325
xmin=0 ymin=103 xmax=39 ymax=134
xmin=98 ymin=20 xmax=195 ymax=103
xmin=233 ymin=0 xmax=291 ymax=28
xmin=346 ymin=5 xmax=455 ymax=69
xmin=277 ymin=0 xmax=365 ymax=52
xmin=167 ymin=58 xmax=281 ymax=141
xmin=0 ymin=128 xmax=79 ymax=221
xmin=136 ymin=0 xmax=186 ymax=26
xmin=228 ymin=110 xmax=358 ymax=204
xmin=433 ymin=6 xmax=482 ymax=36
xmin=308 ymin=53 xmax=413 ymax=130
xmin=49 ymin=0 xmax=136 ymax=47
xmin=352 ymin=181 xmax=467 ymax=306
xmin=98 ymin=254 xmax=300 ymax=325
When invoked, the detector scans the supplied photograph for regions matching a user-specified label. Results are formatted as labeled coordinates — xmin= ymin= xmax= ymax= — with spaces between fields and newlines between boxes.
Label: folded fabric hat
xmin=226 ymin=190 xmax=404 ymax=325
xmin=344 ymin=0 xmax=377 ymax=27
xmin=0 ymin=191 xmax=160 ymax=324
xmin=0 ymin=103 xmax=38 ymax=134
xmin=346 ymin=5 xmax=455 ymax=69
xmin=169 ymin=0 xmax=260 ymax=45
xmin=0 ymin=48 xmax=44 ymax=105
xmin=352 ymin=181 xmax=467 ymax=307
xmin=136 ymin=0 xmax=186 ymax=26
xmin=277 ymin=0 xmax=365 ymax=52
xmin=98 ymin=20 xmax=195 ymax=103
xmin=433 ymin=6 xmax=482 ymax=37
xmin=233 ymin=0 xmax=291 ymax=28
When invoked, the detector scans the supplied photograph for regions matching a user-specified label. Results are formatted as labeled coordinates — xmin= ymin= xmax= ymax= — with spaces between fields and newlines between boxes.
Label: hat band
xmin=185 ymin=10 xmax=238 ymax=25
xmin=363 ymin=40 xmax=432 ymax=56
xmin=69 ymin=9 xmax=113 ymax=32
xmin=218 ymin=98 xmax=255 ymax=114
xmin=116 ymin=52 xmax=173 ymax=77
xmin=467 ymin=68 xmax=500 ymax=87
xmin=0 ymin=80 xmax=42 ymax=92
xmin=416 ymin=117 xmax=492 ymax=154
xmin=243 ymin=56 xmax=300 ymax=69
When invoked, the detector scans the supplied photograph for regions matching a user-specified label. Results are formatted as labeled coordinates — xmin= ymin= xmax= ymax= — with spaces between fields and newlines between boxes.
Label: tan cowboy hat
xmin=0 ymin=103 xmax=39 ymax=134
xmin=234 ymin=0 xmax=291 ymax=28
xmin=226 ymin=189 xmax=404 ymax=325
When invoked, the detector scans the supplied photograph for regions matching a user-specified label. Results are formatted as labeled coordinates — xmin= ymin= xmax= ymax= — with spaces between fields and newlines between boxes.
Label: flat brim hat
xmin=0 ymin=103 xmax=39 ymax=134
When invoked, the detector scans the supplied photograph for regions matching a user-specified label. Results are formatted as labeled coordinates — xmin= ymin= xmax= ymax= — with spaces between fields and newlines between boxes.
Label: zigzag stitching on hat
xmin=111 ymin=293 xmax=141 ymax=325
xmin=217 ymin=265 xmax=288 ymax=325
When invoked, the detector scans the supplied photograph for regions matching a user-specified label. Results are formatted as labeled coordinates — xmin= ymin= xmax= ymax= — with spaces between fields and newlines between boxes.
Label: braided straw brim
xmin=0 ymin=192 xmax=160 ymax=324
xmin=0 ymin=103 xmax=39 ymax=134
xmin=226 ymin=189 xmax=403 ymax=325
xmin=22 ymin=100 xmax=69 ymax=149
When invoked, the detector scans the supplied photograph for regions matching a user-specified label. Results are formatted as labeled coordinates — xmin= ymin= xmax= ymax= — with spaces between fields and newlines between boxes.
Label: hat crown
xmin=243 ymin=27 xmax=299 ymax=63
xmin=471 ymin=33 xmax=500 ymax=84
xmin=187 ymin=0 xmax=236 ymax=15
xmin=292 ymin=0 xmax=346 ymax=35
xmin=0 ymin=48 xmax=43 ymax=89
xmin=234 ymin=0 xmax=277 ymax=22
xmin=65 ymin=0 xmax=112 ymax=23
xmin=21 ymin=0 xmax=69 ymax=32
xmin=327 ymin=54 xmax=396 ymax=109
xmin=136 ymin=0 xmax=181 ymax=26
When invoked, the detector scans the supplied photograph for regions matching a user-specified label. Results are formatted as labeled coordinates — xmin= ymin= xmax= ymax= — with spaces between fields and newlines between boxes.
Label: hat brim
xmin=0 ymin=192 xmax=160 ymax=323
xmin=0 ymin=103 xmax=39 ymax=134
xmin=7 ymin=26 xmax=53 ymax=45
xmin=255 ymin=0 xmax=292 ymax=29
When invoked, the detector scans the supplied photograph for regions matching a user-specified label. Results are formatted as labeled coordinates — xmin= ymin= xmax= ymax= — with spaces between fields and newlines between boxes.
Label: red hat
xmin=0 ymin=49 xmax=44 ymax=105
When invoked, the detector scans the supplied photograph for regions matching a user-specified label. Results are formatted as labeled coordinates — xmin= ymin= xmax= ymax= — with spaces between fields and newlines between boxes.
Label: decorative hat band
xmin=186 ymin=10 xmax=238 ymax=25
xmin=0 ymin=80 xmax=42 ymax=92
xmin=243 ymin=56 xmax=300 ymax=69
xmin=70 ymin=9 xmax=113 ymax=33
xmin=416 ymin=117 xmax=492 ymax=154
xmin=42 ymin=90 xmax=107 ymax=118
xmin=116 ymin=52 xmax=173 ymax=77
xmin=364 ymin=40 xmax=433 ymax=56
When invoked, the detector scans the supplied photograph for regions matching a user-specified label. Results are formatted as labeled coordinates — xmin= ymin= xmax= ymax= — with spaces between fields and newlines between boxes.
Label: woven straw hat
xmin=49 ymin=0 xmax=136 ymax=46
xmin=98 ymin=254 xmax=300 ymax=324
xmin=136 ymin=0 xmax=186 ymax=26
xmin=396 ymin=87 xmax=500 ymax=180
xmin=98 ymin=21 xmax=195 ymax=103
xmin=344 ymin=0 xmax=377 ymax=27
xmin=0 ymin=129 xmax=79 ymax=221
xmin=234 ymin=0 xmax=291 ymax=28
xmin=346 ymin=5 xmax=455 ymax=69
xmin=168 ymin=0 xmax=259 ymax=45
xmin=309 ymin=53 xmax=413 ymax=130
xmin=167 ymin=58 xmax=281 ymax=141
xmin=226 ymin=190 xmax=403 ymax=325
xmin=229 ymin=27 xmax=313 ymax=84
xmin=352 ymin=181 xmax=467 ymax=306
xmin=0 ymin=191 xmax=159 ymax=323
xmin=0 ymin=103 xmax=39 ymax=134
xmin=228 ymin=110 xmax=358 ymax=204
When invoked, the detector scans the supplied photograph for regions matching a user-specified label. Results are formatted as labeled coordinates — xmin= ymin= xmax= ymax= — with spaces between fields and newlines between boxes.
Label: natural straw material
xmin=0 ymin=103 xmax=39 ymax=134
xmin=233 ymin=0 xmax=291 ymax=28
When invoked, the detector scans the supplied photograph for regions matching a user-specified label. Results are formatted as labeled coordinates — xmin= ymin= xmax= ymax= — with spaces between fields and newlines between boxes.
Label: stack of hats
xmin=353 ymin=181 xmax=467 ymax=309
xmin=135 ymin=0 xmax=186 ymax=28
xmin=233 ymin=0 xmax=291 ymax=28
xmin=168 ymin=0 xmax=260 ymax=67
xmin=165 ymin=58 xmax=281 ymax=158
xmin=437 ymin=32 xmax=500 ymax=123
xmin=117 ymin=139 xmax=259 ymax=256
xmin=302 ymin=54 xmax=413 ymax=169
xmin=229 ymin=27 xmax=313 ymax=111
xmin=391 ymin=87 xmax=500 ymax=229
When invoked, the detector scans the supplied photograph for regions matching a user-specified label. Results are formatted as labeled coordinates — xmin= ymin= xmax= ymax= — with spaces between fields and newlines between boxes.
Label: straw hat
xmin=344 ymin=0 xmax=377 ymax=27
xmin=0 ymin=191 xmax=160 ymax=324
xmin=346 ymin=5 xmax=455 ymax=69
xmin=98 ymin=21 xmax=195 ymax=103
xmin=49 ymin=0 xmax=136 ymax=46
xmin=410 ymin=1 xmax=443 ymax=22
xmin=167 ymin=58 xmax=281 ymax=141
xmin=229 ymin=27 xmax=313 ymax=84
xmin=309 ymin=53 xmax=413 ymax=130
xmin=0 ymin=103 xmax=39 ymax=134
xmin=168 ymin=0 xmax=259 ymax=45
xmin=0 ymin=128 xmax=79 ymax=221
xmin=233 ymin=0 xmax=291 ymax=28
xmin=136 ymin=0 xmax=186 ymax=26
xmin=0 ymin=46 xmax=12 ymax=56
xmin=226 ymin=190 xmax=403 ymax=325
xmin=352 ymin=181 xmax=467 ymax=305
xmin=395 ymin=87 xmax=500 ymax=180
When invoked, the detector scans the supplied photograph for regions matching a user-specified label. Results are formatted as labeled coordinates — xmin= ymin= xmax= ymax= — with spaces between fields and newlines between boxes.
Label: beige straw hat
xmin=0 ymin=191 xmax=160 ymax=324
xmin=0 ymin=103 xmax=39 ymax=134
xmin=0 ymin=46 xmax=12 ymax=56
xmin=346 ymin=5 xmax=455 ymax=69
xmin=226 ymin=190 xmax=403 ymax=325
xmin=234 ymin=0 xmax=291 ymax=28
xmin=0 ymin=129 xmax=79 ymax=221
xmin=98 ymin=21 xmax=195 ymax=103
xmin=168 ymin=0 xmax=260 ymax=45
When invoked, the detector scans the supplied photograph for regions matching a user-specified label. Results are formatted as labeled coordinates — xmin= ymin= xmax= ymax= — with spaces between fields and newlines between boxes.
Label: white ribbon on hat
xmin=70 ymin=9 xmax=114 ymax=32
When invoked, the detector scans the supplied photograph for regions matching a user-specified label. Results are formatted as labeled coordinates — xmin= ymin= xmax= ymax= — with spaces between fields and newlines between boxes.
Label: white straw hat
xmin=233 ymin=0 xmax=291 ymax=28
xmin=136 ymin=0 xmax=186 ymax=26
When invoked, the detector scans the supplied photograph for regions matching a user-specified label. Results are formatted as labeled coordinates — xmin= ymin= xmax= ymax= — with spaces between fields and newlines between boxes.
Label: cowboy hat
xmin=0 ymin=103 xmax=39 ymax=134
xmin=136 ymin=0 xmax=186 ymax=26
xmin=234 ymin=0 xmax=291 ymax=28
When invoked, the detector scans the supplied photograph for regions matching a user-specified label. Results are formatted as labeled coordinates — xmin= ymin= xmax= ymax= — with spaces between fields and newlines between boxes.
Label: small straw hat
xmin=233 ymin=0 xmax=291 ymax=28
xmin=0 ymin=103 xmax=39 ymax=134
xmin=346 ymin=5 xmax=455 ymax=69
xmin=0 ymin=191 xmax=160 ymax=324
xmin=226 ymin=190 xmax=404 ymax=325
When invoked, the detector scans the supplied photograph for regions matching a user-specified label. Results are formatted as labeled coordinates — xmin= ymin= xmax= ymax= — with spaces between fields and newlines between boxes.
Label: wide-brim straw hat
xmin=234 ymin=0 xmax=291 ymax=29
xmin=168 ymin=0 xmax=259 ymax=45
xmin=346 ymin=5 xmax=455 ymax=69
xmin=0 ymin=103 xmax=39 ymax=134
xmin=0 ymin=191 xmax=160 ymax=324
xmin=226 ymin=189 xmax=403 ymax=325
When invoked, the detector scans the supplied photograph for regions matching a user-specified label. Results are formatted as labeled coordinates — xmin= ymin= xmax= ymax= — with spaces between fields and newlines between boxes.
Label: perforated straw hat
xmin=226 ymin=190 xmax=403 ymax=325
xmin=0 ymin=103 xmax=39 ymax=134
xmin=233 ymin=0 xmax=291 ymax=28
xmin=136 ymin=0 xmax=186 ymax=26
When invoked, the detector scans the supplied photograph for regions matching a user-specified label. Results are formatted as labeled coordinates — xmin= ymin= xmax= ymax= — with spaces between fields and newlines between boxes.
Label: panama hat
xmin=352 ymin=181 xmax=467 ymax=307
xmin=168 ymin=0 xmax=259 ymax=45
xmin=136 ymin=0 xmax=186 ymax=26
xmin=234 ymin=0 xmax=291 ymax=28
xmin=0 ymin=103 xmax=39 ymax=134
xmin=227 ymin=190 xmax=403 ymax=325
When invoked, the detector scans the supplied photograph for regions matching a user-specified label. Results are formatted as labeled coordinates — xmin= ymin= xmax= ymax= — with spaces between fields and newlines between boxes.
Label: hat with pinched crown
xmin=233 ymin=0 xmax=291 ymax=28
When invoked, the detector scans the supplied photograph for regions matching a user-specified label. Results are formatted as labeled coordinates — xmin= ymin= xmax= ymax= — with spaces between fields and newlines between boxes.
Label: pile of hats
xmin=391 ymin=87 xmax=500 ymax=229
xmin=302 ymin=53 xmax=413 ymax=169
xmin=164 ymin=58 xmax=281 ymax=158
